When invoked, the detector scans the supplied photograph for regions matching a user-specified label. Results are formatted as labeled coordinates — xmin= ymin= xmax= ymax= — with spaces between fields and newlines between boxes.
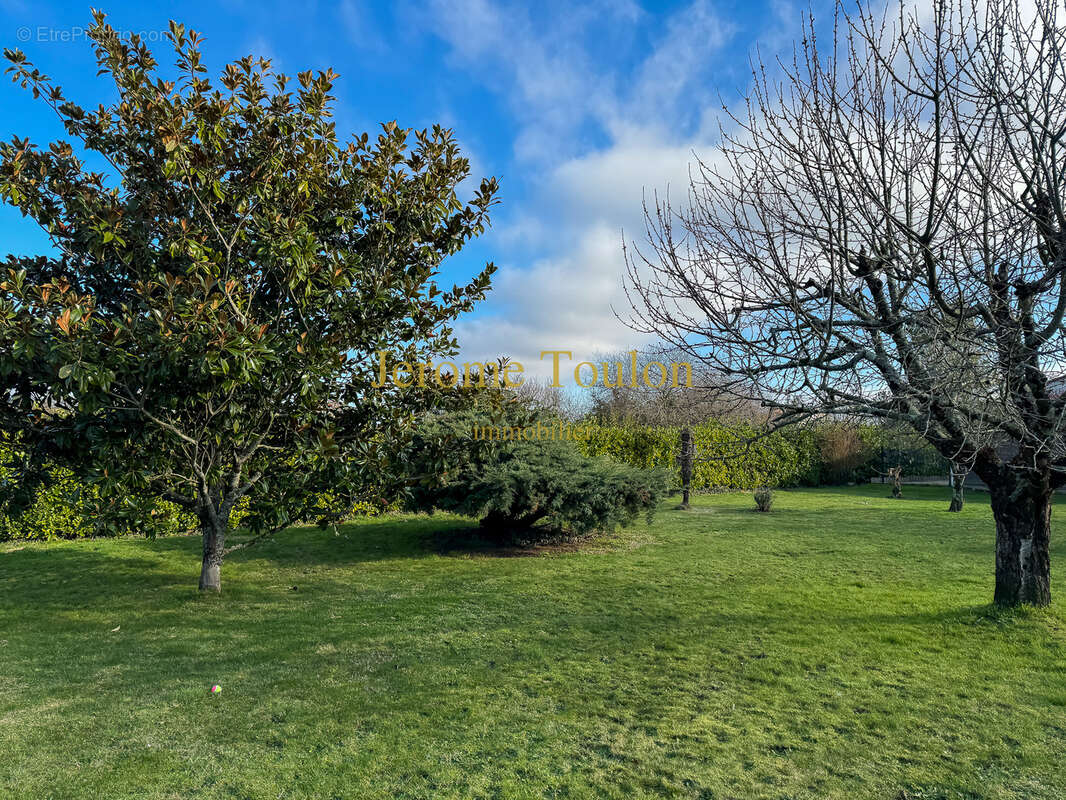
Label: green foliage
xmin=575 ymin=421 xmax=949 ymax=490
xmin=0 ymin=434 xmax=196 ymax=540
xmin=404 ymin=404 xmax=669 ymax=539
xmin=577 ymin=421 xmax=821 ymax=489
xmin=0 ymin=15 xmax=496 ymax=577
xmin=0 ymin=461 xmax=90 ymax=540
xmin=0 ymin=436 xmax=391 ymax=541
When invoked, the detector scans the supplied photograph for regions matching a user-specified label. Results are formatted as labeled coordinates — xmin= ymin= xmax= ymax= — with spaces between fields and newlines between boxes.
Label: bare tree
xmin=508 ymin=377 xmax=586 ymax=421
xmin=585 ymin=347 xmax=760 ymax=425
xmin=626 ymin=0 xmax=1066 ymax=606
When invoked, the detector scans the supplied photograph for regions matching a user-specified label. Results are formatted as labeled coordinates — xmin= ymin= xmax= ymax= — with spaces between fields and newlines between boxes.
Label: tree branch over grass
xmin=627 ymin=0 xmax=1066 ymax=606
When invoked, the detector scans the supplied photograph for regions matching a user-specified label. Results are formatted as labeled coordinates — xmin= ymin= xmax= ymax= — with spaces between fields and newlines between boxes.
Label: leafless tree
xmin=585 ymin=347 xmax=761 ymax=425
xmin=508 ymin=377 xmax=586 ymax=421
xmin=626 ymin=0 xmax=1066 ymax=606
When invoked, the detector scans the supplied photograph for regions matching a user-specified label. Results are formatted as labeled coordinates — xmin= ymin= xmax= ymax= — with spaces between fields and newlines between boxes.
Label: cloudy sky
xmin=0 ymin=0 xmax=832 ymax=379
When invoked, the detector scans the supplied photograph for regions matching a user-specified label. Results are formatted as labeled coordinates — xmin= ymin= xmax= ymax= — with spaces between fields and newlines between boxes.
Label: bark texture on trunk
xmin=679 ymin=427 xmax=693 ymax=509
xmin=989 ymin=477 xmax=1051 ymax=607
xmin=948 ymin=467 xmax=965 ymax=512
xmin=198 ymin=513 xmax=227 ymax=592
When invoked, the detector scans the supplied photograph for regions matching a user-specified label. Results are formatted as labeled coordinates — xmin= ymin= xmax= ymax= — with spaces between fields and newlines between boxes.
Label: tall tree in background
xmin=627 ymin=0 xmax=1066 ymax=606
xmin=0 ymin=14 xmax=497 ymax=590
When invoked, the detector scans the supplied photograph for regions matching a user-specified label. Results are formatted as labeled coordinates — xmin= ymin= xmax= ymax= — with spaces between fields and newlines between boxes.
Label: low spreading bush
xmin=753 ymin=487 xmax=774 ymax=512
xmin=404 ymin=406 xmax=669 ymax=540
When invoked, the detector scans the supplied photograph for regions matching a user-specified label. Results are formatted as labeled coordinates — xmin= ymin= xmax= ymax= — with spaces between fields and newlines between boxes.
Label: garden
xmin=4 ymin=486 xmax=1065 ymax=799
xmin=4 ymin=2 xmax=1066 ymax=798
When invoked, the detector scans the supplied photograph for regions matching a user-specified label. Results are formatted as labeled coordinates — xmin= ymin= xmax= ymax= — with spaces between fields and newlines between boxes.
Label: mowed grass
xmin=2 ymin=485 xmax=1066 ymax=800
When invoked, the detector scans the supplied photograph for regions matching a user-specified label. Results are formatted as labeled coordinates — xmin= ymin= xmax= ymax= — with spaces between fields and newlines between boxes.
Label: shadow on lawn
xmin=130 ymin=514 xmax=461 ymax=561
xmin=0 ymin=546 xmax=191 ymax=611
xmin=2 ymin=537 xmax=1048 ymax=655
xmin=5 ymin=494 xmax=1062 ymax=623
xmin=0 ymin=514 xmax=576 ymax=611
xmin=205 ymin=515 xmax=589 ymax=565
xmin=0 ymin=518 xmax=397 ymax=605
xmin=832 ymin=603 xmax=1052 ymax=627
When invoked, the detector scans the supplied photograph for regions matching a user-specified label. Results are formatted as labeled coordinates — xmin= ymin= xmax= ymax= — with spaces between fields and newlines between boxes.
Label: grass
xmin=2 ymin=484 xmax=1065 ymax=799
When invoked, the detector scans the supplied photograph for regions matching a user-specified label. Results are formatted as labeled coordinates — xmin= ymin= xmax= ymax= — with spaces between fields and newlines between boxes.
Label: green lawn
xmin=2 ymin=485 xmax=1065 ymax=799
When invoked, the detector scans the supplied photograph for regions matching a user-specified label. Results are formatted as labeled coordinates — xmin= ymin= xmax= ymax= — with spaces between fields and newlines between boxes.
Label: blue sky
xmin=0 ymin=0 xmax=827 ymax=379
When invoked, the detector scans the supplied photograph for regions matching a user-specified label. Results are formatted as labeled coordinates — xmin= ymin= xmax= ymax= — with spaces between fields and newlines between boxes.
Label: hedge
xmin=576 ymin=422 xmax=821 ymax=489
xmin=0 ymin=438 xmax=384 ymax=541
xmin=2 ymin=419 xmax=948 ymax=538
xmin=0 ymin=441 xmax=197 ymax=541
xmin=575 ymin=421 xmax=948 ymax=490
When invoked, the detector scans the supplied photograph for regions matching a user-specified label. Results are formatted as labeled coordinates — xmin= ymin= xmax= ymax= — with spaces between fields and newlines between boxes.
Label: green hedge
xmin=575 ymin=421 xmax=948 ymax=490
xmin=575 ymin=422 xmax=821 ymax=490
xmin=2 ymin=419 xmax=948 ymax=539
xmin=0 ymin=445 xmax=197 ymax=541
xmin=0 ymin=461 xmax=96 ymax=540
xmin=1 ymin=437 xmax=390 ymax=541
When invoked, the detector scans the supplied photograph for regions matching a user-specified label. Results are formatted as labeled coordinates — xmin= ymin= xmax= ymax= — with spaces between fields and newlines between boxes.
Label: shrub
xmin=0 ymin=461 xmax=92 ymax=540
xmin=576 ymin=420 xmax=950 ymax=489
xmin=753 ymin=487 xmax=774 ymax=512
xmin=1 ymin=436 xmax=198 ymax=540
xmin=0 ymin=435 xmax=383 ymax=541
xmin=404 ymin=406 xmax=669 ymax=540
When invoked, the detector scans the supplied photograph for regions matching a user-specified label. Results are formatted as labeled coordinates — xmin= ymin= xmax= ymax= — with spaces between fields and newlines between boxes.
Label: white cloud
xmin=456 ymin=222 xmax=651 ymax=381
xmin=430 ymin=0 xmax=1052 ymax=393
xmin=455 ymin=136 xmax=719 ymax=380
xmin=419 ymin=0 xmax=762 ymax=380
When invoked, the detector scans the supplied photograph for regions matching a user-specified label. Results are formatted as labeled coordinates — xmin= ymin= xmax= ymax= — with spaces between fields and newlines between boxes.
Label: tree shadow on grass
xmin=231 ymin=515 xmax=486 ymax=566
xmin=0 ymin=546 xmax=191 ymax=611
xmin=779 ymin=602 xmax=1043 ymax=629
xmin=0 ymin=516 xmax=442 ymax=608
xmin=0 ymin=513 xmax=554 ymax=609
xmin=198 ymin=515 xmax=596 ymax=565
xmin=0 ymin=511 xmax=625 ymax=613
xmin=426 ymin=524 xmax=605 ymax=558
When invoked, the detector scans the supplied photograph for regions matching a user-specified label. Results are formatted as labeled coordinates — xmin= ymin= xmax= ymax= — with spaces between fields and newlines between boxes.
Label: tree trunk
xmin=679 ymin=427 xmax=693 ymax=509
xmin=988 ymin=477 xmax=1051 ymax=607
xmin=198 ymin=513 xmax=227 ymax=592
xmin=948 ymin=466 xmax=965 ymax=512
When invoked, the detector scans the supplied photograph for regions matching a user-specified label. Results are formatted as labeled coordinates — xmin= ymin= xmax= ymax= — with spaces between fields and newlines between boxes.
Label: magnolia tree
xmin=0 ymin=14 xmax=497 ymax=590
xmin=627 ymin=0 xmax=1066 ymax=606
